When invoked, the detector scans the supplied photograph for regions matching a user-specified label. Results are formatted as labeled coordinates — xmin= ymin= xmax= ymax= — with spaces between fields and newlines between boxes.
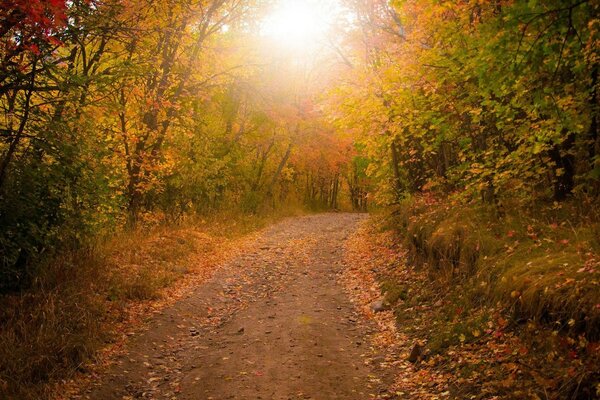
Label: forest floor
xmin=51 ymin=212 xmax=600 ymax=400
xmin=61 ymin=213 xmax=400 ymax=400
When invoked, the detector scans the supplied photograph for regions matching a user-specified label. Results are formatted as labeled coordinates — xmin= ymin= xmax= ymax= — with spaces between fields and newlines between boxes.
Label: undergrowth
xmin=372 ymin=195 xmax=600 ymax=398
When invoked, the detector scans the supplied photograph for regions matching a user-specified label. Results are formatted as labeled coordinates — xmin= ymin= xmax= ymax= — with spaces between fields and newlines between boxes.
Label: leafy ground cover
xmin=343 ymin=207 xmax=600 ymax=399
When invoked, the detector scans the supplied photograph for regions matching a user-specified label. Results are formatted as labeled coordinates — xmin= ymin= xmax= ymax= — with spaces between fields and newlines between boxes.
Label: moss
xmin=381 ymin=280 xmax=408 ymax=304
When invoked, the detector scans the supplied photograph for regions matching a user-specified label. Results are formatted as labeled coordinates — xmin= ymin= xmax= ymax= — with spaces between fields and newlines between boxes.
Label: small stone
xmin=407 ymin=342 xmax=423 ymax=363
xmin=370 ymin=299 xmax=388 ymax=313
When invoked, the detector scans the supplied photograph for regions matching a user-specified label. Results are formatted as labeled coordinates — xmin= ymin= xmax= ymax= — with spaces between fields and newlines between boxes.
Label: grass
xmin=386 ymin=195 xmax=600 ymax=339
xmin=0 ymin=208 xmax=304 ymax=399
xmin=360 ymin=202 xmax=600 ymax=398
xmin=0 ymin=251 xmax=108 ymax=399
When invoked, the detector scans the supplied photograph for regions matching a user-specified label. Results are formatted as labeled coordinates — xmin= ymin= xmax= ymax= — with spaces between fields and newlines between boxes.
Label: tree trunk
xmin=267 ymin=143 xmax=293 ymax=199
xmin=549 ymin=132 xmax=576 ymax=201
xmin=390 ymin=140 xmax=403 ymax=196
xmin=0 ymin=60 xmax=36 ymax=191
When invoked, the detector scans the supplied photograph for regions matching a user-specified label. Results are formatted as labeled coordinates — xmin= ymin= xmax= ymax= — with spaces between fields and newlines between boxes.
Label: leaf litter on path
xmin=63 ymin=214 xmax=402 ymax=400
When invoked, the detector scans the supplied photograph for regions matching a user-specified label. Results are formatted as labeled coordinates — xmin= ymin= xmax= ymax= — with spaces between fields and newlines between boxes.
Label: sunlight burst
xmin=261 ymin=0 xmax=339 ymax=50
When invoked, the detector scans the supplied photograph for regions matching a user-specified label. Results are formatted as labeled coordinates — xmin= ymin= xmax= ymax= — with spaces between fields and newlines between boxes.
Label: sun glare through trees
xmin=261 ymin=0 xmax=335 ymax=48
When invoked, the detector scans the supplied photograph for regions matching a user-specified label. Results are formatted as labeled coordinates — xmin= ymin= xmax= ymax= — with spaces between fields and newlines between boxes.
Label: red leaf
xmin=28 ymin=43 xmax=40 ymax=55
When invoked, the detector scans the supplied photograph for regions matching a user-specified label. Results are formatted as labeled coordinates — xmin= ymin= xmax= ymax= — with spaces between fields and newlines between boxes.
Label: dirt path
xmin=77 ymin=213 xmax=391 ymax=400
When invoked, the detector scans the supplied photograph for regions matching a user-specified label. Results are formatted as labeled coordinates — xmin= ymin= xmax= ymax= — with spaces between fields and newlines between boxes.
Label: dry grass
xmin=0 ymin=251 xmax=108 ymax=399
xmin=367 ymin=202 xmax=600 ymax=398
xmin=385 ymin=196 xmax=600 ymax=338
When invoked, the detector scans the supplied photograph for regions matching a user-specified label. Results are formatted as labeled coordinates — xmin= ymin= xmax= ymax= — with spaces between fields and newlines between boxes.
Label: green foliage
xmin=328 ymin=0 xmax=600 ymax=206
xmin=240 ymin=191 xmax=264 ymax=214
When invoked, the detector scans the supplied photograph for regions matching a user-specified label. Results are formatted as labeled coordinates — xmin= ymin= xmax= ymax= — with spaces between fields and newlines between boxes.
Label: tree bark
xmin=267 ymin=143 xmax=293 ymax=199
xmin=0 ymin=60 xmax=36 ymax=191
xmin=549 ymin=132 xmax=576 ymax=201
xmin=390 ymin=140 xmax=403 ymax=196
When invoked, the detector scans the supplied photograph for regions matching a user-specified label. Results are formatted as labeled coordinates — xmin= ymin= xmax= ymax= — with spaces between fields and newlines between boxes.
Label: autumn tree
xmin=329 ymin=0 xmax=600 ymax=206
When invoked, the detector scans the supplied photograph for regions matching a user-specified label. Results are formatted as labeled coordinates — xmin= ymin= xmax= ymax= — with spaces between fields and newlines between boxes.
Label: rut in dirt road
xmin=81 ymin=213 xmax=390 ymax=400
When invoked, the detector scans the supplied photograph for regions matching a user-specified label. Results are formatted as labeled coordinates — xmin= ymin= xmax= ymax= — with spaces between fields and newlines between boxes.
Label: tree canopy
xmin=0 ymin=0 xmax=598 ymax=290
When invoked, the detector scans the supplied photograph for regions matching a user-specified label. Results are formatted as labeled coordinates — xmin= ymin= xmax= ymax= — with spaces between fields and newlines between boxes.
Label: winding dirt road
xmin=79 ymin=214 xmax=391 ymax=400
